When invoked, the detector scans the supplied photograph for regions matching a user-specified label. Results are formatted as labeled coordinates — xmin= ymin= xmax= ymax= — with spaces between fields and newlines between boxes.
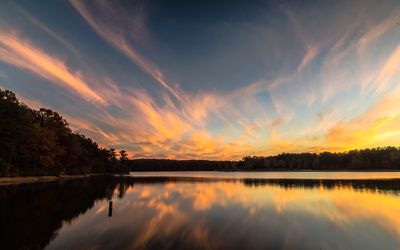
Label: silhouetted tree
xmin=119 ymin=150 xmax=128 ymax=161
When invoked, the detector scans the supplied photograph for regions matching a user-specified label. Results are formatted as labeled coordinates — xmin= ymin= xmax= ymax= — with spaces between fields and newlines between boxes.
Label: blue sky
xmin=1 ymin=0 xmax=400 ymax=159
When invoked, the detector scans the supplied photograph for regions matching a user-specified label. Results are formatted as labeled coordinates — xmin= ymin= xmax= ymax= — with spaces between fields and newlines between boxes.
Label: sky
xmin=0 ymin=0 xmax=400 ymax=160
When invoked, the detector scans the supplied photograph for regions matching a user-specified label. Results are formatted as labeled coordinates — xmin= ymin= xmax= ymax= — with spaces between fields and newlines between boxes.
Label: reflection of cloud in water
xmin=47 ymin=179 xmax=400 ymax=250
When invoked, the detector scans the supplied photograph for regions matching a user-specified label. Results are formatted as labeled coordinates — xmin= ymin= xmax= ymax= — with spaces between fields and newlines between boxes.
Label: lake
xmin=1 ymin=172 xmax=400 ymax=250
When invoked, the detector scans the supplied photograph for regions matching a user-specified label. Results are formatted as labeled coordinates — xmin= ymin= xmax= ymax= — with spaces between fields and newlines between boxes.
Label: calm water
xmin=1 ymin=172 xmax=400 ymax=250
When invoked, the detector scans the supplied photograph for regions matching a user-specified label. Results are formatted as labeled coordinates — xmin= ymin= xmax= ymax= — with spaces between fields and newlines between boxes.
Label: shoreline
xmin=2 ymin=170 xmax=400 ymax=185
xmin=0 ymin=174 xmax=109 ymax=186
xmin=130 ymin=169 xmax=400 ymax=172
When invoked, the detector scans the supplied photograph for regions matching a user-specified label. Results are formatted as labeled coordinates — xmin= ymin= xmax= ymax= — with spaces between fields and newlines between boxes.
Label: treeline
xmin=0 ymin=89 xmax=128 ymax=176
xmin=127 ymin=147 xmax=400 ymax=171
xmin=240 ymin=147 xmax=400 ymax=170
xmin=126 ymin=159 xmax=238 ymax=171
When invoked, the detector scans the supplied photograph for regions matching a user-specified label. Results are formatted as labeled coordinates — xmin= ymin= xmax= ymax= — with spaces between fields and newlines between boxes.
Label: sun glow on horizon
xmin=1 ymin=0 xmax=400 ymax=160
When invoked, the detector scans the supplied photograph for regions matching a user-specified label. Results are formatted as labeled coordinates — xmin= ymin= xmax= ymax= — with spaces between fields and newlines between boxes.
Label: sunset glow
xmin=1 ymin=0 xmax=400 ymax=159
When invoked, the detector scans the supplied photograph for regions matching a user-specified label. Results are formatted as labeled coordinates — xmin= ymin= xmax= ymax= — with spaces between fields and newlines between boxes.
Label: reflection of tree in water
xmin=116 ymin=176 xmax=400 ymax=196
xmin=0 ymin=176 xmax=133 ymax=250
xmin=242 ymin=178 xmax=400 ymax=196
xmin=1 ymin=176 xmax=400 ymax=249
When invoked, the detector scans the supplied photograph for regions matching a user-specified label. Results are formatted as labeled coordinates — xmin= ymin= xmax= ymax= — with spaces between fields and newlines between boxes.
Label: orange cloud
xmin=325 ymin=85 xmax=400 ymax=151
xmin=0 ymin=31 xmax=106 ymax=105
xmin=4 ymin=1 xmax=399 ymax=160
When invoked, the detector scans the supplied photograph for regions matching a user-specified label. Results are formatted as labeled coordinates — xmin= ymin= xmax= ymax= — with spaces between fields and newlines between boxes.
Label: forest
xmin=126 ymin=159 xmax=238 ymax=171
xmin=127 ymin=147 xmax=400 ymax=171
xmin=239 ymin=147 xmax=400 ymax=170
xmin=0 ymin=89 xmax=128 ymax=176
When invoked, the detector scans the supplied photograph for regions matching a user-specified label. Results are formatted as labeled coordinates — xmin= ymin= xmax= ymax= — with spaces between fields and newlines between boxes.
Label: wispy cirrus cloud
xmin=14 ymin=4 xmax=83 ymax=61
xmin=370 ymin=44 xmax=400 ymax=94
xmin=87 ymin=78 xmax=278 ymax=159
xmin=325 ymin=82 xmax=400 ymax=151
xmin=0 ymin=31 xmax=106 ymax=105
xmin=69 ymin=0 xmax=184 ymax=102
xmin=297 ymin=45 xmax=319 ymax=72
xmin=68 ymin=0 xmax=400 ymax=158
xmin=356 ymin=10 xmax=400 ymax=55
xmin=1 ymin=0 xmax=400 ymax=159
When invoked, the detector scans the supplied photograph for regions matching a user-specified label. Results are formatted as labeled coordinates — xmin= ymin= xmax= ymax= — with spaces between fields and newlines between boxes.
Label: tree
xmin=108 ymin=148 xmax=117 ymax=161
xmin=119 ymin=150 xmax=128 ymax=161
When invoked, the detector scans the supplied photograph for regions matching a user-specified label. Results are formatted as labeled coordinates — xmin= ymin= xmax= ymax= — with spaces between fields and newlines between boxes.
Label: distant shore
xmin=0 ymin=174 xmax=109 ymax=186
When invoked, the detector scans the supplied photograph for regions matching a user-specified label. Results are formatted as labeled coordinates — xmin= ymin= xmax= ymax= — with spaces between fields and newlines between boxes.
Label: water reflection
xmin=1 ymin=175 xmax=400 ymax=250
xmin=0 ymin=176 xmax=115 ymax=250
